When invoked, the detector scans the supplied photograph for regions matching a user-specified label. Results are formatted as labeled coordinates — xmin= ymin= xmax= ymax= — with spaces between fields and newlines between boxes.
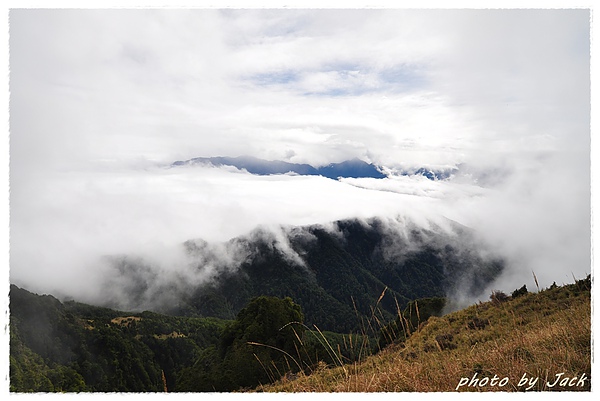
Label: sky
xmin=5 ymin=5 xmax=593 ymax=308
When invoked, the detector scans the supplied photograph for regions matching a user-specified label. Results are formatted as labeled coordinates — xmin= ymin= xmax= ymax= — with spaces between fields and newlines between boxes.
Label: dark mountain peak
xmin=173 ymin=155 xmax=319 ymax=176
xmin=317 ymin=158 xmax=386 ymax=179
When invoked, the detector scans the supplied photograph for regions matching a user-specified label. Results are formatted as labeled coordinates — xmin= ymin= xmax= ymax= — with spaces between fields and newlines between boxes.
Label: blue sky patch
xmin=251 ymin=70 xmax=301 ymax=86
xmin=248 ymin=61 xmax=426 ymax=97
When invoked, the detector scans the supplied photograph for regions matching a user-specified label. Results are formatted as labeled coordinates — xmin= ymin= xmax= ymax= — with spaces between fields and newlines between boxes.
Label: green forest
xmin=104 ymin=218 xmax=505 ymax=333
xmin=10 ymin=286 xmax=389 ymax=392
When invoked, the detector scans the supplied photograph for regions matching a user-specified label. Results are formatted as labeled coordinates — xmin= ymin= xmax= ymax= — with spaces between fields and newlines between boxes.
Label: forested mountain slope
xmin=103 ymin=217 xmax=504 ymax=333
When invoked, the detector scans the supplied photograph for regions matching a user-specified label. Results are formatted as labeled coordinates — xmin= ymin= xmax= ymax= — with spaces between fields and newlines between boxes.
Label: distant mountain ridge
xmin=172 ymin=155 xmax=387 ymax=179
xmin=171 ymin=155 xmax=463 ymax=181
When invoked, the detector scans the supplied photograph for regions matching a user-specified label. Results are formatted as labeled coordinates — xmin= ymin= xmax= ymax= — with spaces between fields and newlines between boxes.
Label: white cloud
xmin=9 ymin=165 xmax=452 ymax=300
xmin=8 ymin=8 xmax=591 ymax=303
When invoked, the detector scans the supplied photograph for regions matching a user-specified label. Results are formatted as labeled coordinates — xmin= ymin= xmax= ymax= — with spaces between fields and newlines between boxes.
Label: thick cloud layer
xmin=8 ymin=8 xmax=591 ymax=306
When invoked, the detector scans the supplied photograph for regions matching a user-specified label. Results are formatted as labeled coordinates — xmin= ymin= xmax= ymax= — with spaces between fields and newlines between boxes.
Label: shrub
xmin=511 ymin=285 xmax=528 ymax=298
xmin=490 ymin=290 xmax=509 ymax=305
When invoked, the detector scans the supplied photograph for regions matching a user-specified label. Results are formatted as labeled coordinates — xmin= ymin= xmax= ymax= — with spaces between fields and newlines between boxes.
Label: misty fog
xmin=8 ymin=8 xmax=591 ymax=312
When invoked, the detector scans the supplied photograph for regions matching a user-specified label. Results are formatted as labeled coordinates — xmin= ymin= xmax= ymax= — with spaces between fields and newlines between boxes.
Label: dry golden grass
xmin=110 ymin=316 xmax=142 ymax=327
xmin=255 ymin=282 xmax=591 ymax=392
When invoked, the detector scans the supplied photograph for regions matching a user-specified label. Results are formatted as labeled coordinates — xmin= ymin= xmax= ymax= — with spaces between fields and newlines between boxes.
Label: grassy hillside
xmin=256 ymin=276 xmax=591 ymax=392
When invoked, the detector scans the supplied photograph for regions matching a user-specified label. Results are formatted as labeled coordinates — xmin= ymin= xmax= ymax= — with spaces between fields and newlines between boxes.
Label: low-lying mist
xmin=9 ymin=148 xmax=590 ymax=315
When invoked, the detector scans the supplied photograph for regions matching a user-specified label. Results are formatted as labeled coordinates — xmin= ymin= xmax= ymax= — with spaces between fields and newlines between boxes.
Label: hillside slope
xmin=9 ymin=286 xmax=375 ymax=392
xmin=10 ymin=276 xmax=591 ymax=392
xmin=102 ymin=217 xmax=504 ymax=333
xmin=256 ymin=276 xmax=591 ymax=392
xmin=9 ymin=285 xmax=228 ymax=392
